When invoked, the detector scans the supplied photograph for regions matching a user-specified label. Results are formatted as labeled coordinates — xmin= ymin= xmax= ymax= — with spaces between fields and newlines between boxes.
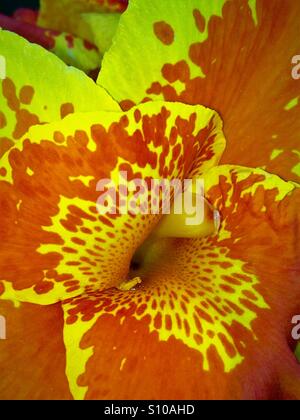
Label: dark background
xmin=0 ymin=0 xmax=39 ymax=15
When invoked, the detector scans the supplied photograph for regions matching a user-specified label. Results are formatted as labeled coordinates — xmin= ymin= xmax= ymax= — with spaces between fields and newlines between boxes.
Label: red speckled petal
xmin=0 ymin=30 xmax=118 ymax=157
xmin=0 ymin=15 xmax=101 ymax=73
xmin=99 ymin=0 xmax=300 ymax=183
xmin=38 ymin=0 xmax=128 ymax=41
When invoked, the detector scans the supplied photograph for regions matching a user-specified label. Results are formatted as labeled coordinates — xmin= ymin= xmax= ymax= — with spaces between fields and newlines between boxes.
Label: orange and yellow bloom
xmin=0 ymin=0 xmax=299 ymax=400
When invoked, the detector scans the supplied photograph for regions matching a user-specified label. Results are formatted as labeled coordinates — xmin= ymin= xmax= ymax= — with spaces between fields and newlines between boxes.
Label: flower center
xmin=118 ymin=196 xmax=220 ymax=291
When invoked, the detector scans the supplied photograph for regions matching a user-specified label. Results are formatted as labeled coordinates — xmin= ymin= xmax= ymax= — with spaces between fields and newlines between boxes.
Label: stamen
xmin=120 ymin=194 xmax=220 ymax=291
xmin=118 ymin=276 xmax=142 ymax=291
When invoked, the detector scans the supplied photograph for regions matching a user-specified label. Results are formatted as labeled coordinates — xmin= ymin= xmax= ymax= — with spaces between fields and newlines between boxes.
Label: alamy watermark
xmin=96 ymin=172 xmax=205 ymax=226
xmin=292 ymin=55 xmax=300 ymax=80
xmin=0 ymin=315 xmax=6 ymax=340
xmin=292 ymin=315 xmax=300 ymax=340
xmin=0 ymin=55 xmax=6 ymax=80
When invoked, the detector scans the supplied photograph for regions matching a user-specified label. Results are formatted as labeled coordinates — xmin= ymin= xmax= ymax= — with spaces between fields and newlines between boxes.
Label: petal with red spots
xmin=99 ymin=0 xmax=300 ymax=183
xmin=0 ymin=299 xmax=72 ymax=400
xmin=0 ymin=30 xmax=118 ymax=158
xmin=61 ymin=166 xmax=300 ymax=399
xmin=38 ymin=0 xmax=128 ymax=42
xmin=0 ymin=15 xmax=101 ymax=74
xmin=80 ymin=13 xmax=120 ymax=54
xmin=48 ymin=30 xmax=101 ymax=74
xmin=0 ymin=101 xmax=225 ymax=305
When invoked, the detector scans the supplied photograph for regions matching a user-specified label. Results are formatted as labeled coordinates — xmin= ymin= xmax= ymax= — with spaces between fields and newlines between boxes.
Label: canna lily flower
xmin=0 ymin=0 xmax=300 ymax=401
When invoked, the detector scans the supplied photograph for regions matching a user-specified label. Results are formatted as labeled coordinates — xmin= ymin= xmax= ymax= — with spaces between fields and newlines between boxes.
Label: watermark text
xmin=292 ymin=315 xmax=300 ymax=340
xmin=292 ymin=55 xmax=300 ymax=80
xmin=0 ymin=55 xmax=6 ymax=80
xmin=0 ymin=315 xmax=6 ymax=340
xmin=96 ymin=172 xmax=205 ymax=226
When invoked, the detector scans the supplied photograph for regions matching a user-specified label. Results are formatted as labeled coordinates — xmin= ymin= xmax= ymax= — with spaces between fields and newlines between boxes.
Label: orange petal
xmin=99 ymin=0 xmax=300 ymax=183
xmin=60 ymin=166 xmax=300 ymax=399
xmin=0 ymin=299 xmax=72 ymax=400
